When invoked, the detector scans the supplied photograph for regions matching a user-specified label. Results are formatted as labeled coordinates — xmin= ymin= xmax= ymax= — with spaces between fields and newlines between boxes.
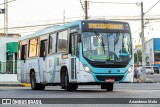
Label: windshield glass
xmin=82 ymin=32 xmax=132 ymax=63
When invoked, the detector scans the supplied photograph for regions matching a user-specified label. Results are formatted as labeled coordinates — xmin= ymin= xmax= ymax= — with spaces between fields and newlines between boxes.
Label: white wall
xmin=0 ymin=37 xmax=19 ymax=62
xmin=0 ymin=74 xmax=18 ymax=82
xmin=0 ymin=43 xmax=6 ymax=62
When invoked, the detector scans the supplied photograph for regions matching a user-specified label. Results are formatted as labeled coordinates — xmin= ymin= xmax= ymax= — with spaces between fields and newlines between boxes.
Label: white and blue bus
xmin=17 ymin=20 xmax=134 ymax=91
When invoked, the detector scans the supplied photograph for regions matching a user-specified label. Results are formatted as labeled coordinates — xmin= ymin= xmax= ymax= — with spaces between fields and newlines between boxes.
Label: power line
xmin=132 ymin=19 xmax=151 ymax=36
xmin=144 ymin=0 xmax=160 ymax=15
xmin=90 ymin=16 xmax=160 ymax=21
xmin=88 ymin=1 xmax=137 ymax=5
xmin=0 ymin=23 xmax=61 ymax=30
xmin=132 ymin=28 xmax=141 ymax=35
xmin=1 ymin=16 xmax=160 ymax=30
xmin=79 ymin=0 xmax=85 ymax=14
xmin=0 ymin=16 xmax=83 ymax=30
xmin=0 ymin=0 xmax=16 ymax=6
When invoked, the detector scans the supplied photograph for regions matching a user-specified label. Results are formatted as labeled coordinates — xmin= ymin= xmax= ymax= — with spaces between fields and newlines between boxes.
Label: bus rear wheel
xmin=30 ymin=72 xmax=45 ymax=90
xmin=101 ymin=83 xmax=114 ymax=91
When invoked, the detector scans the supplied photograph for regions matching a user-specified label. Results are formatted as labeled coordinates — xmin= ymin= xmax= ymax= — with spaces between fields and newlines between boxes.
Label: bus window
xmin=57 ymin=30 xmax=68 ymax=53
xmin=48 ymin=33 xmax=57 ymax=54
xmin=29 ymin=38 xmax=38 ymax=57
xmin=70 ymin=33 xmax=78 ymax=56
xmin=18 ymin=42 xmax=21 ymax=60
xmin=21 ymin=45 xmax=27 ymax=60
xmin=40 ymin=40 xmax=48 ymax=57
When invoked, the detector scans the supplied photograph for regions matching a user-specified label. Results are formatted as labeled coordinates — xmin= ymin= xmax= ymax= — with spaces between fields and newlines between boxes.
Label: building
xmin=0 ymin=33 xmax=20 ymax=82
xmin=145 ymin=38 xmax=160 ymax=67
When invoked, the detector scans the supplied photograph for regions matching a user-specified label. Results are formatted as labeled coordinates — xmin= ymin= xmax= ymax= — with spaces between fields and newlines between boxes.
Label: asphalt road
xmin=146 ymin=73 xmax=160 ymax=82
xmin=0 ymin=83 xmax=160 ymax=98
xmin=0 ymin=83 xmax=160 ymax=107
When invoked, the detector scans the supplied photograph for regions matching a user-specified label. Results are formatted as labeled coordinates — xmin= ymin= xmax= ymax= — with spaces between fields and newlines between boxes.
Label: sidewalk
xmin=133 ymin=73 xmax=160 ymax=83
xmin=0 ymin=82 xmax=23 ymax=87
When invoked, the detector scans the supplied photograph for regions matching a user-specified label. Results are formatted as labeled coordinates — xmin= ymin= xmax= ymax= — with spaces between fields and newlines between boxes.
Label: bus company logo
xmin=2 ymin=99 xmax=11 ymax=104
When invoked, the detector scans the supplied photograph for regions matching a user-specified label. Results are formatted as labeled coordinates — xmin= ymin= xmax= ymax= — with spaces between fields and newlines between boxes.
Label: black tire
xmin=38 ymin=84 xmax=45 ymax=90
xmin=30 ymin=72 xmax=45 ymax=90
xmin=106 ymin=83 xmax=113 ymax=91
xmin=101 ymin=83 xmax=114 ymax=91
xmin=101 ymin=84 xmax=106 ymax=89
xmin=73 ymin=84 xmax=78 ymax=90
xmin=64 ymin=71 xmax=76 ymax=91
xmin=65 ymin=71 xmax=72 ymax=91
xmin=61 ymin=71 xmax=66 ymax=89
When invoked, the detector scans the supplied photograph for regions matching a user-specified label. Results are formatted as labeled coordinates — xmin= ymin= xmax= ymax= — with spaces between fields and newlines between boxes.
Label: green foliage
xmin=134 ymin=50 xmax=142 ymax=64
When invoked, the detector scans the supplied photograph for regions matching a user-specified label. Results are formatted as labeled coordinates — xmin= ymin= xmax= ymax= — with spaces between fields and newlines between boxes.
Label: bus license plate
xmin=105 ymin=78 xmax=115 ymax=82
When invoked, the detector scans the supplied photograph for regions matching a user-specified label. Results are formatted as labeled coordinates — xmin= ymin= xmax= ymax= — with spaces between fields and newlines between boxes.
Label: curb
xmin=0 ymin=84 xmax=23 ymax=87
xmin=0 ymin=82 xmax=31 ymax=87
xmin=21 ymin=83 xmax=31 ymax=87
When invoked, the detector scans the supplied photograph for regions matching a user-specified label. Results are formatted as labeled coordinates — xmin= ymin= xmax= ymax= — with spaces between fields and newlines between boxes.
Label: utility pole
xmin=63 ymin=10 xmax=65 ymax=24
xmin=4 ymin=0 xmax=8 ymax=37
xmin=141 ymin=2 xmax=146 ymax=67
xmin=84 ymin=0 xmax=88 ymax=19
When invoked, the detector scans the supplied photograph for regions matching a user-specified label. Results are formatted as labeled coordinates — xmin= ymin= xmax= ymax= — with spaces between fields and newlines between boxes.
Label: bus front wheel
xmin=63 ymin=71 xmax=78 ymax=91
xmin=101 ymin=83 xmax=114 ymax=91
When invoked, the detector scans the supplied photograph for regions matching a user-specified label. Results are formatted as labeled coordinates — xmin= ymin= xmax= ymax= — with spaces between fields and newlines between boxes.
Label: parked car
xmin=153 ymin=66 xmax=160 ymax=74
xmin=145 ymin=66 xmax=154 ymax=74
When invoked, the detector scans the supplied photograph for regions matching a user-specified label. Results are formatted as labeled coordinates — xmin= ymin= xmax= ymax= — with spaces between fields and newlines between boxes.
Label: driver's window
xmin=114 ymin=33 xmax=123 ymax=57
xmin=82 ymin=32 xmax=94 ymax=57
xmin=122 ymin=33 xmax=131 ymax=56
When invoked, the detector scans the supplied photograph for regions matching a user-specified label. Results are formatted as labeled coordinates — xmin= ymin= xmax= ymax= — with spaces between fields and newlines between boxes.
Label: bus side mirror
xmin=77 ymin=34 xmax=81 ymax=42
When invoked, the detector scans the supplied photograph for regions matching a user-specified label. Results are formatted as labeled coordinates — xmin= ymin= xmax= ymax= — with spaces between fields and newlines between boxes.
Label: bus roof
xmin=19 ymin=20 xmax=129 ymax=41
xmin=19 ymin=20 xmax=81 ymax=41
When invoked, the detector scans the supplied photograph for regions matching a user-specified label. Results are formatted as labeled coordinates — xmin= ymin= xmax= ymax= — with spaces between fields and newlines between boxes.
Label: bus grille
xmin=96 ymin=75 xmax=124 ymax=82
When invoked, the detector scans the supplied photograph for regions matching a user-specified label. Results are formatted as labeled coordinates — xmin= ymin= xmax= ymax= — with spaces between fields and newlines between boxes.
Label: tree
xmin=134 ymin=50 xmax=142 ymax=64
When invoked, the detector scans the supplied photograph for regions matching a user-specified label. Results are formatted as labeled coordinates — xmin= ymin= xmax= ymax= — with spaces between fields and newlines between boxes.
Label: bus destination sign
xmin=88 ymin=23 xmax=124 ymax=30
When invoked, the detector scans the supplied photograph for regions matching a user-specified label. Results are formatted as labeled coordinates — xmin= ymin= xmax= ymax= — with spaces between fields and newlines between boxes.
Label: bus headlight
xmin=127 ymin=66 xmax=133 ymax=73
xmin=82 ymin=64 xmax=91 ymax=73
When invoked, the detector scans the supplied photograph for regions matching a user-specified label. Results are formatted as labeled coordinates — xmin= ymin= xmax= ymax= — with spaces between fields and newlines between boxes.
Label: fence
xmin=0 ymin=61 xmax=17 ymax=74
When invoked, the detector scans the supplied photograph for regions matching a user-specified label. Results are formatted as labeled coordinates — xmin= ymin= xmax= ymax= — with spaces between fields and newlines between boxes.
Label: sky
xmin=0 ymin=0 xmax=160 ymax=45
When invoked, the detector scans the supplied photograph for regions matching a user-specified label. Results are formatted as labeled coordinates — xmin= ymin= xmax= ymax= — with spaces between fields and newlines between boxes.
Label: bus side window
xmin=48 ymin=33 xmax=57 ymax=54
xmin=21 ymin=45 xmax=27 ymax=61
xmin=57 ymin=30 xmax=68 ymax=53
xmin=29 ymin=38 xmax=38 ymax=57
xmin=18 ymin=42 xmax=21 ymax=60
xmin=70 ymin=33 xmax=78 ymax=56
xmin=40 ymin=40 xmax=48 ymax=57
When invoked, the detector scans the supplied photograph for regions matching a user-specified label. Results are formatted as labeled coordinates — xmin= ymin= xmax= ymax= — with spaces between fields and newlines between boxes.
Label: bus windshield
xmin=82 ymin=32 xmax=132 ymax=63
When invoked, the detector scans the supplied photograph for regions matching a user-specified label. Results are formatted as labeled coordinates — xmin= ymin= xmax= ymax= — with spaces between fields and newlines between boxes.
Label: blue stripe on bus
xmin=52 ymin=56 xmax=57 ymax=81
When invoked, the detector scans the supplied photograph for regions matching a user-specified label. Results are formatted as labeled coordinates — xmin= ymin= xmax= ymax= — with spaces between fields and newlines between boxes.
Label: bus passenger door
xmin=70 ymin=33 xmax=78 ymax=81
xmin=20 ymin=45 xmax=27 ymax=82
xmin=39 ymin=40 xmax=48 ymax=83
